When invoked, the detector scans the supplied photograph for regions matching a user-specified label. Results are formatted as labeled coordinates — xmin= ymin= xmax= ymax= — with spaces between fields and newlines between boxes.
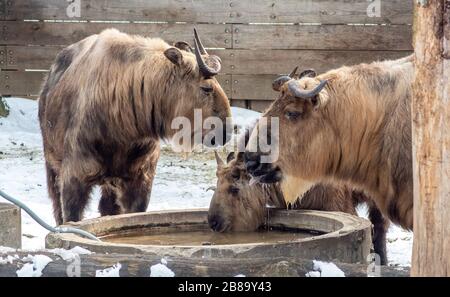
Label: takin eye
xmin=200 ymin=86 xmax=214 ymax=94
xmin=228 ymin=186 xmax=240 ymax=196
xmin=285 ymin=111 xmax=302 ymax=121
xmin=231 ymin=169 xmax=240 ymax=180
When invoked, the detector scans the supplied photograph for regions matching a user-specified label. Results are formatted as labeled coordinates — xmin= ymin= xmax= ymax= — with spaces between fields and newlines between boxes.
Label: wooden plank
xmin=4 ymin=45 xmax=62 ymax=69
xmin=230 ymin=99 xmax=248 ymax=109
xmin=229 ymin=0 xmax=412 ymax=25
xmin=233 ymin=24 xmax=413 ymax=50
xmin=411 ymin=1 xmax=450 ymax=277
xmin=0 ymin=70 xmax=232 ymax=99
xmin=223 ymin=49 xmax=412 ymax=75
xmin=0 ymin=45 xmax=6 ymax=68
xmin=4 ymin=46 xmax=229 ymax=71
xmin=0 ymin=70 xmax=46 ymax=96
xmin=250 ymin=100 xmax=272 ymax=112
xmin=232 ymin=74 xmax=278 ymax=100
xmin=6 ymin=0 xmax=412 ymax=25
xmin=6 ymin=46 xmax=412 ymax=75
xmin=0 ymin=21 xmax=231 ymax=47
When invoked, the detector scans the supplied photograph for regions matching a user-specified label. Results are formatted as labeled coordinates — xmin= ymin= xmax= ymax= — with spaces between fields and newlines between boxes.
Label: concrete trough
xmin=46 ymin=209 xmax=372 ymax=264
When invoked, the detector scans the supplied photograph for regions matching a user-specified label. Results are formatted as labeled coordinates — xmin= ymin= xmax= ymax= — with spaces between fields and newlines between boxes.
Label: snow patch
xmin=231 ymin=107 xmax=261 ymax=130
xmin=0 ymin=255 xmax=19 ymax=265
xmin=96 ymin=263 xmax=121 ymax=277
xmin=16 ymin=254 xmax=53 ymax=277
xmin=150 ymin=260 xmax=175 ymax=277
xmin=305 ymin=260 xmax=345 ymax=277
xmin=0 ymin=246 xmax=16 ymax=254
xmin=49 ymin=246 xmax=92 ymax=261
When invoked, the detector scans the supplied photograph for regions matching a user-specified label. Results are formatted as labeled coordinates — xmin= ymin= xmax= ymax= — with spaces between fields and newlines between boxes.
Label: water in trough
xmin=100 ymin=228 xmax=321 ymax=246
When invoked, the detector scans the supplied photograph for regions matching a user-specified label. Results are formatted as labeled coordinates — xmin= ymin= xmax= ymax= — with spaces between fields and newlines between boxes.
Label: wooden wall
xmin=0 ymin=0 xmax=413 ymax=111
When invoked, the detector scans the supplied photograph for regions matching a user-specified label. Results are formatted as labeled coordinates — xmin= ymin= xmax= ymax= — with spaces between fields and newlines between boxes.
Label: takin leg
xmin=45 ymin=161 xmax=63 ymax=225
xmin=116 ymin=147 xmax=159 ymax=213
xmin=368 ymin=201 xmax=390 ymax=265
xmin=98 ymin=184 xmax=121 ymax=216
xmin=117 ymin=168 xmax=155 ymax=213
xmin=59 ymin=157 xmax=98 ymax=223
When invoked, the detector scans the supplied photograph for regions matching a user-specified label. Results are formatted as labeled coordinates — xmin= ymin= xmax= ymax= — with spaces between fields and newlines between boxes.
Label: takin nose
xmin=243 ymin=151 xmax=262 ymax=174
xmin=208 ymin=214 xmax=225 ymax=232
xmin=244 ymin=151 xmax=283 ymax=183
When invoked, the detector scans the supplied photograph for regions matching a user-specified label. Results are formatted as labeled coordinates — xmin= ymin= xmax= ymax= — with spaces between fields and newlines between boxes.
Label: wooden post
xmin=0 ymin=97 xmax=9 ymax=117
xmin=412 ymin=0 xmax=450 ymax=276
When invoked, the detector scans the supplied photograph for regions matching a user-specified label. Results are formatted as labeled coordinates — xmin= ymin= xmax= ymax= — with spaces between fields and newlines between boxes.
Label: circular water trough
xmin=46 ymin=209 xmax=372 ymax=264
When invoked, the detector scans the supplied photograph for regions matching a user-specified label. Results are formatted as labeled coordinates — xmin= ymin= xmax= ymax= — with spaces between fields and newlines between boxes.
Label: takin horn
xmin=287 ymin=79 xmax=328 ymax=99
xmin=214 ymin=151 xmax=225 ymax=168
xmin=193 ymin=28 xmax=221 ymax=78
xmin=272 ymin=66 xmax=299 ymax=91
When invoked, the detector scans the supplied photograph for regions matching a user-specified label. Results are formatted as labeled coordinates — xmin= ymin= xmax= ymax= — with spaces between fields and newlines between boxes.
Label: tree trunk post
xmin=412 ymin=0 xmax=450 ymax=276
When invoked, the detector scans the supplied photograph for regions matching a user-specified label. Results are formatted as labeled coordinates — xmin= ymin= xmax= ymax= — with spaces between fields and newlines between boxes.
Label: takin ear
xmin=299 ymin=69 xmax=316 ymax=79
xmin=164 ymin=47 xmax=183 ymax=66
xmin=226 ymin=152 xmax=235 ymax=163
xmin=173 ymin=41 xmax=193 ymax=53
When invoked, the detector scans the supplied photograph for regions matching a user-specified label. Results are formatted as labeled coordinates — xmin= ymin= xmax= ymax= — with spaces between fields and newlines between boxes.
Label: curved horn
xmin=214 ymin=151 xmax=225 ymax=168
xmin=272 ymin=66 xmax=299 ymax=91
xmin=289 ymin=66 xmax=299 ymax=78
xmin=288 ymin=79 xmax=328 ymax=99
xmin=272 ymin=75 xmax=292 ymax=92
xmin=194 ymin=39 xmax=221 ymax=78
xmin=194 ymin=28 xmax=207 ymax=55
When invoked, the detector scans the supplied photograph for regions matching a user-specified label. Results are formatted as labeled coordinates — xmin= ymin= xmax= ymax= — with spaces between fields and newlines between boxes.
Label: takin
xmin=208 ymin=127 xmax=389 ymax=264
xmin=244 ymin=56 xmax=414 ymax=230
xmin=39 ymin=28 xmax=231 ymax=224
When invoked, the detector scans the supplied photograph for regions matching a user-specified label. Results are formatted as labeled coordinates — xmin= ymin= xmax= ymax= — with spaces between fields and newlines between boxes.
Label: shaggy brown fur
xmin=39 ymin=29 xmax=231 ymax=224
xmin=208 ymin=128 xmax=389 ymax=264
xmin=245 ymin=55 xmax=414 ymax=230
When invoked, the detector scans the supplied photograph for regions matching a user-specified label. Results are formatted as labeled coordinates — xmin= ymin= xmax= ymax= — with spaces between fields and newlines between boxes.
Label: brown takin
xmin=39 ymin=28 xmax=231 ymax=224
xmin=208 ymin=127 xmax=389 ymax=264
xmin=244 ymin=55 xmax=414 ymax=231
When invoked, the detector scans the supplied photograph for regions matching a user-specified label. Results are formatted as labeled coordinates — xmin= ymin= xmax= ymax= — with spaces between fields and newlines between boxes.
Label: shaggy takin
xmin=244 ymin=56 xmax=414 ymax=230
xmin=39 ymin=29 xmax=231 ymax=224
xmin=208 ymin=128 xmax=389 ymax=264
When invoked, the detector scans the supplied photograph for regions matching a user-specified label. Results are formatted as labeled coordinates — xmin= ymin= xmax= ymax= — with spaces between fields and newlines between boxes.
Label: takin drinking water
xmin=208 ymin=127 xmax=389 ymax=264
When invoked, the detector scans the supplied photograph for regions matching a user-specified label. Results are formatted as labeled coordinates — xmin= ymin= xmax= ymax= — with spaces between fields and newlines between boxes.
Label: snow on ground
xmin=306 ymin=260 xmax=346 ymax=277
xmin=96 ymin=263 xmax=122 ymax=277
xmin=0 ymin=97 xmax=412 ymax=267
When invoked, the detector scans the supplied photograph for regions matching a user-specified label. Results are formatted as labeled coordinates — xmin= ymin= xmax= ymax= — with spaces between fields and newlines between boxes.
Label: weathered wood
xmin=221 ymin=49 xmax=412 ymax=75
xmin=0 ymin=70 xmax=231 ymax=99
xmin=0 ymin=251 xmax=410 ymax=277
xmin=230 ymin=99 xmax=248 ymax=109
xmin=3 ymin=45 xmax=63 ymax=70
xmin=0 ymin=70 xmax=46 ymax=96
xmin=6 ymin=0 xmax=413 ymax=25
xmin=0 ymin=21 xmax=231 ymax=47
xmin=411 ymin=0 xmax=450 ymax=277
xmin=250 ymin=100 xmax=272 ymax=112
xmin=5 ymin=46 xmax=411 ymax=74
xmin=233 ymin=24 xmax=413 ymax=50
xmin=232 ymin=74 xmax=278 ymax=101
xmin=0 ymin=46 xmax=6 ymax=67
xmin=0 ymin=203 xmax=21 ymax=248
